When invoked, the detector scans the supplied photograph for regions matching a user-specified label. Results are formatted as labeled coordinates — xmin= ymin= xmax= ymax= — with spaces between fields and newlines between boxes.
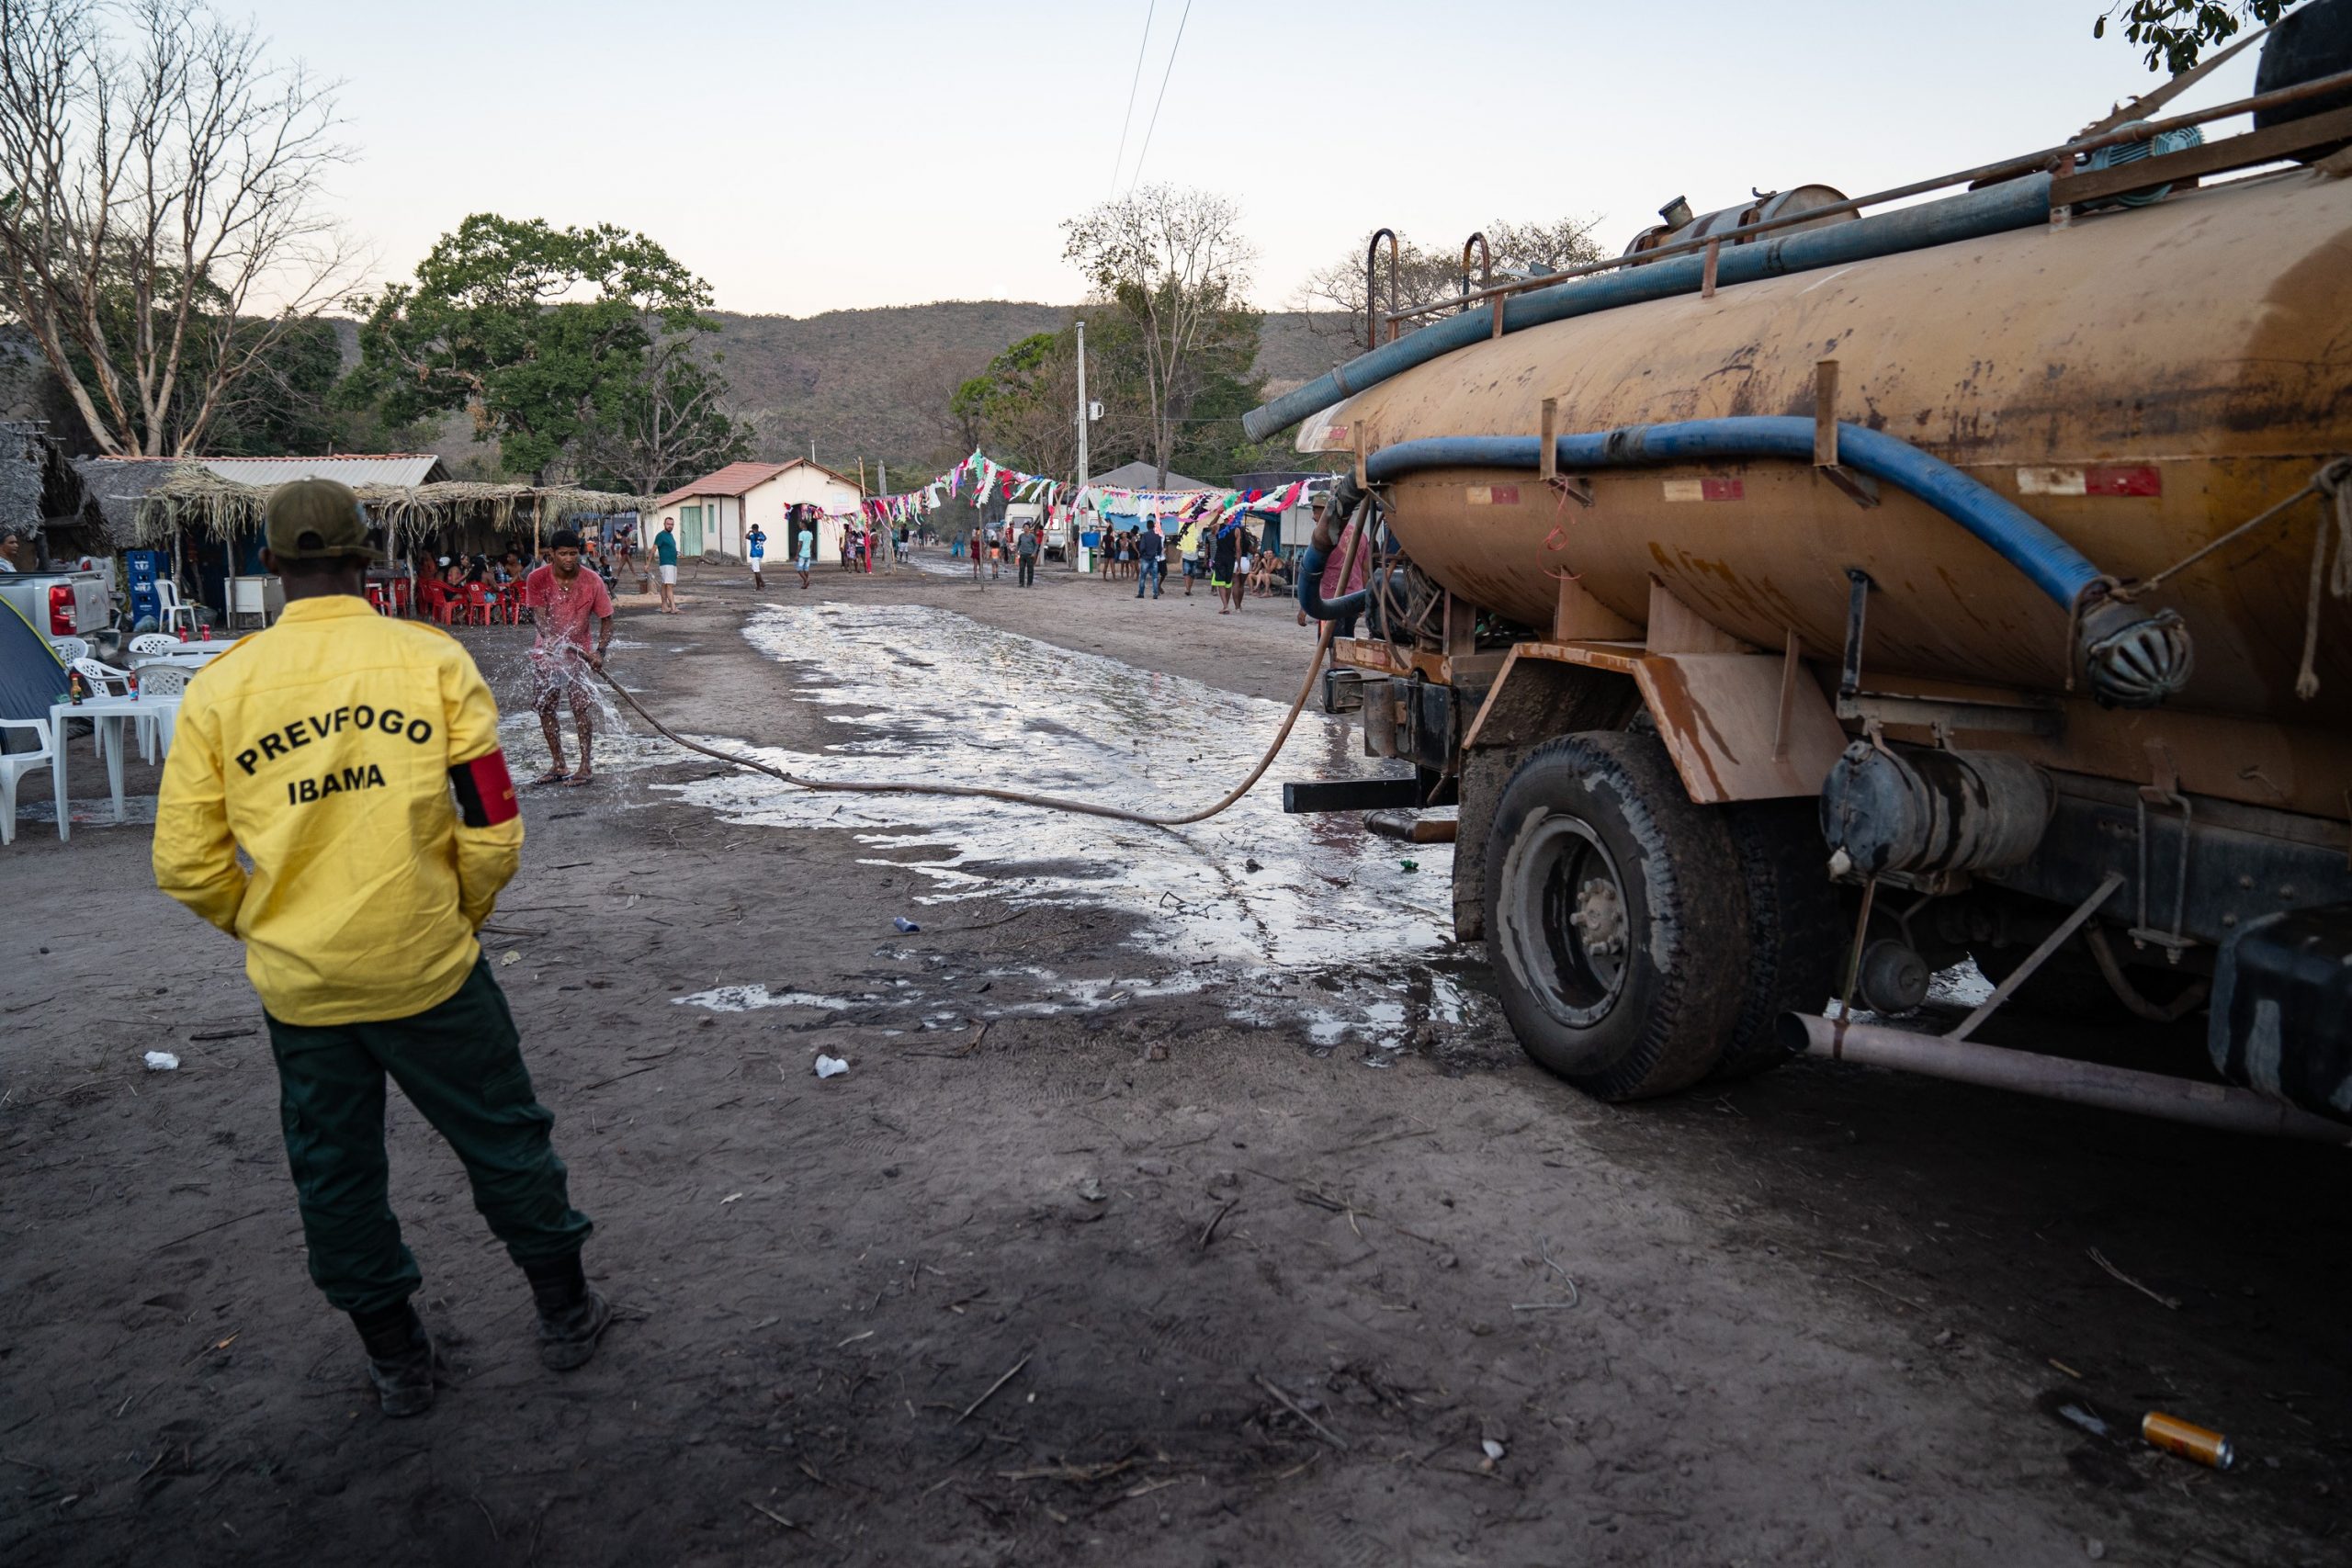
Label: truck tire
xmin=1710 ymin=799 xmax=1847 ymax=1082
xmin=1483 ymin=731 xmax=1750 ymax=1100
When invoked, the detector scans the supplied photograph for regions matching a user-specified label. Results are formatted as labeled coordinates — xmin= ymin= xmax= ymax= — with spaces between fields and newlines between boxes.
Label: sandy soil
xmin=3 ymin=552 xmax=2346 ymax=1567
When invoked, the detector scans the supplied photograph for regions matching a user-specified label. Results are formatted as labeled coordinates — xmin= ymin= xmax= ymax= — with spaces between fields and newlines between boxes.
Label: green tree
xmin=569 ymin=337 xmax=751 ymax=496
xmin=202 ymin=321 xmax=432 ymax=457
xmin=346 ymin=214 xmax=718 ymax=481
xmin=2095 ymin=0 xmax=2306 ymax=73
xmin=946 ymin=319 xmax=1157 ymax=484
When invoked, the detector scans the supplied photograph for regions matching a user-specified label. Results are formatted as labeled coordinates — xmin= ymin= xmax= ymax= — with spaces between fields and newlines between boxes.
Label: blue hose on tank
xmin=1242 ymin=175 xmax=2054 ymax=444
xmin=1355 ymin=417 xmax=2194 ymax=708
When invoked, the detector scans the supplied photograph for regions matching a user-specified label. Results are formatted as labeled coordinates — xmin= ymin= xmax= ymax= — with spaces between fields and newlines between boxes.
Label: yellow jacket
xmin=153 ymin=595 xmax=524 ymax=1025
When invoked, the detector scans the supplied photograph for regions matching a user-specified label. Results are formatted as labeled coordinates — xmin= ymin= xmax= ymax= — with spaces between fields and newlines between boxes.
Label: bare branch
xmin=0 ymin=0 xmax=354 ymax=454
xmin=1062 ymin=184 xmax=1255 ymax=488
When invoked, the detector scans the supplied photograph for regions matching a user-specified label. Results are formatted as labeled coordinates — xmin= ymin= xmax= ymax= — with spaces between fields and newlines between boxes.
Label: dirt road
xmin=4 ymin=554 xmax=2346 ymax=1567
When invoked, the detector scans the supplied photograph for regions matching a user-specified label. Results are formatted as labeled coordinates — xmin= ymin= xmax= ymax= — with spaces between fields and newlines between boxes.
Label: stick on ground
xmin=1253 ymin=1373 xmax=1349 ymax=1451
xmin=955 ymin=1350 xmax=1034 ymax=1425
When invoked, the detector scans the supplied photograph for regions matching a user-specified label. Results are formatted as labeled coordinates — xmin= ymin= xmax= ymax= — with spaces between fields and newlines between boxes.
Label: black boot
xmin=524 ymin=1253 xmax=611 ymax=1371
xmin=351 ymin=1301 xmax=438 ymax=1417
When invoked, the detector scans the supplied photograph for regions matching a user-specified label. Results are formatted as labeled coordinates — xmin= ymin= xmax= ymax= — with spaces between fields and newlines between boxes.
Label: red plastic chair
xmin=365 ymin=583 xmax=388 ymax=615
xmin=428 ymin=584 xmax=461 ymax=626
xmin=464 ymin=582 xmax=491 ymax=626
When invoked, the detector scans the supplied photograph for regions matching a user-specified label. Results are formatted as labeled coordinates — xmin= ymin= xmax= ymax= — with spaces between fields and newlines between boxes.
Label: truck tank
xmin=1265 ymin=43 xmax=2352 ymax=1131
xmin=1299 ymin=164 xmax=2352 ymax=807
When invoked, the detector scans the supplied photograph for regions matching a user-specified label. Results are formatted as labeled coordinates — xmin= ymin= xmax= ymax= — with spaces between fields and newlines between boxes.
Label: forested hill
xmin=405 ymin=301 xmax=1344 ymax=479
xmin=706 ymin=303 xmax=1340 ymax=472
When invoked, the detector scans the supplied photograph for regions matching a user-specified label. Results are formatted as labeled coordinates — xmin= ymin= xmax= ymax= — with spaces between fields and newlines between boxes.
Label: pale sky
xmin=240 ymin=0 xmax=2266 ymax=318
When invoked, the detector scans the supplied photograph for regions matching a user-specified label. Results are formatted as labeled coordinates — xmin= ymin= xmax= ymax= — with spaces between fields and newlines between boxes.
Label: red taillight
xmin=47 ymin=583 xmax=73 ymax=636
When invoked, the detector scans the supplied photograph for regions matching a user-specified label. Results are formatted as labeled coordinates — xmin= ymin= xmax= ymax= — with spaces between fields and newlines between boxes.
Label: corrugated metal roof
xmin=191 ymin=454 xmax=452 ymax=488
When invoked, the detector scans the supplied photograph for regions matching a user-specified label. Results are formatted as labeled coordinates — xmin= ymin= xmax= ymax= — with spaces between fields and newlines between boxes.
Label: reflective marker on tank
xmin=2017 ymin=465 xmax=2163 ymax=497
xmin=2142 ymin=1412 xmax=2234 ymax=1470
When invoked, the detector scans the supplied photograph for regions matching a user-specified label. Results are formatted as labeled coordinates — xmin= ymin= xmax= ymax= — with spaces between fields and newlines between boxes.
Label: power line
xmin=1125 ymin=0 xmax=1193 ymax=193
xmin=1107 ymin=1 xmax=1156 ymax=196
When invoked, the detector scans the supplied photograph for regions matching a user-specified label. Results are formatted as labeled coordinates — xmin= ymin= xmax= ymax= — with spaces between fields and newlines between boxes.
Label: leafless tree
xmin=567 ymin=336 xmax=748 ymax=498
xmin=1062 ymin=184 xmax=1254 ymax=489
xmin=0 ymin=0 xmax=355 ymax=455
xmin=1294 ymin=215 xmax=1609 ymax=353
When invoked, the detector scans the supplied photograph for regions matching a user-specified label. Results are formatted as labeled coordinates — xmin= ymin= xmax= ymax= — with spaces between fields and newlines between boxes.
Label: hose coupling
xmin=2078 ymin=597 xmax=2194 ymax=707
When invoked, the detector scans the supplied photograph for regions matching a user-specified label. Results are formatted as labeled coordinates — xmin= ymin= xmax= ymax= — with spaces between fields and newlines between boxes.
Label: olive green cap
xmin=266 ymin=478 xmax=383 ymax=562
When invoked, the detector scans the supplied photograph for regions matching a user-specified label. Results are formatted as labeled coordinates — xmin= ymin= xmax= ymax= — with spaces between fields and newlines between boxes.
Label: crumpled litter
xmin=144 ymin=1052 xmax=179 ymax=1072
xmin=893 ymin=917 xmax=921 ymax=933
xmin=814 ymin=1055 xmax=849 ymax=1079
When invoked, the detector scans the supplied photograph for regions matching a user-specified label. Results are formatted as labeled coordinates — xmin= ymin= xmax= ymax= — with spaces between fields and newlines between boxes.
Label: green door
xmin=680 ymin=505 xmax=704 ymax=554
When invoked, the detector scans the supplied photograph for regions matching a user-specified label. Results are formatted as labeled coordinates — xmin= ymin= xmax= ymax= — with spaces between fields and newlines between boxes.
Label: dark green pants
xmin=265 ymin=958 xmax=592 ymax=1315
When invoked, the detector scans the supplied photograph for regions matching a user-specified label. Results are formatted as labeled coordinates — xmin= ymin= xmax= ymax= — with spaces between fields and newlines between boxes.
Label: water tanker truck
xmin=1262 ymin=9 xmax=2352 ymax=1136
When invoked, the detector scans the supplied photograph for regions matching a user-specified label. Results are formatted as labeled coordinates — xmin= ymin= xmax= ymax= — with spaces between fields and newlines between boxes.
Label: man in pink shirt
xmin=522 ymin=528 xmax=615 ymax=787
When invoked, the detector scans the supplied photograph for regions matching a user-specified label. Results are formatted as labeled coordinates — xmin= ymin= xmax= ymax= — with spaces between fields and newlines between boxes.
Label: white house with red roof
xmin=652 ymin=458 xmax=865 ymax=564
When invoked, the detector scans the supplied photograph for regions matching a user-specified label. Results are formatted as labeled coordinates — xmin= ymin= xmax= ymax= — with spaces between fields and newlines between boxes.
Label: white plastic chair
xmin=71 ymin=656 xmax=129 ymax=696
xmin=136 ymin=663 xmax=188 ymax=697
xmin=155 ymin=581 xmax=201 ymax=638
xmin=0 ymin=715 xmax=54 ymax=846
xmin=48 ymin=636 xmax=90 ymax=667
xmin=128 ymin=633 xmax=182 ymax=656
xmin=69 ymin=656 xmax=138 ymax=761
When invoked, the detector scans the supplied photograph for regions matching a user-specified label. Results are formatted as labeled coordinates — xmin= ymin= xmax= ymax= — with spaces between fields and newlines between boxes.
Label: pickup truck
xmin=0 ymin=559 xmax=114 ymax=653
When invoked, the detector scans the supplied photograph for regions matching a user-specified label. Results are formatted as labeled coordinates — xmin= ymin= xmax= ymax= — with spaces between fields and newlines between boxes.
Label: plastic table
xmin=128 ymin=647 xmax=231 ymax=674
xmin=47 ymin=694 xmax=182 ymax=840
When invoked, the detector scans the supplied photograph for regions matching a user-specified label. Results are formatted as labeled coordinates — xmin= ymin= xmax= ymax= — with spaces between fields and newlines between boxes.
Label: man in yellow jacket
xmin=153 ymin=479 xmax=605 ymax=1417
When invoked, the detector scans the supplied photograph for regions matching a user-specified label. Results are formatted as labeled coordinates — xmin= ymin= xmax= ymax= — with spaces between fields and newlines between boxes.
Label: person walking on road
xmin=522 ymin=528 xmax=615 ymax=788
xmin=653 ymin=518 xmax=680 ymax=614
xmin=747 ymin=522 xmax=768 ymax=590
xmin=1136 ymin=517 xmax=1165 ymax=599
xmin=1016 ymin=522 xmax=1040 ymax=587
xmin=795 ymin=508 xmax=816 ymax=590
xmin=1212 ymin=520 xmax=1241 ymax=614
xmin=153 ymin=479 xmax=607 ymax=1419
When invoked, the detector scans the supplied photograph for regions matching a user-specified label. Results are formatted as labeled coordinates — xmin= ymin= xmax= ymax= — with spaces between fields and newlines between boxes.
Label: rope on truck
xmin=2112 ymin=454 xmax=2352 ymax=700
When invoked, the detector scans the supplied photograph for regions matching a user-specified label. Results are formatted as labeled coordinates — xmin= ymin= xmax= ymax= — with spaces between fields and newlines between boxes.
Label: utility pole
xmin=1075 ymin=319 xmax=1089 ymax=574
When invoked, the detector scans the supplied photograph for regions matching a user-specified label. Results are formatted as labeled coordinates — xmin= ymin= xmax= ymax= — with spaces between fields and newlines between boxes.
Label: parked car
xmin=1 ymin=558 xmax=115 ymax=656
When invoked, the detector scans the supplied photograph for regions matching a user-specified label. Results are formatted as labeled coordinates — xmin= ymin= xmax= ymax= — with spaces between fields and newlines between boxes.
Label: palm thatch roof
xmin=130 ymin=464 xmax=650 ymax=552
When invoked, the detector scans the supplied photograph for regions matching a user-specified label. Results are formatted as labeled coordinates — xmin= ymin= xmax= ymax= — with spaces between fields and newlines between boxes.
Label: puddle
xmin=674 ymin=985 xmax=859 ymax=1012
xmin=657 ymin=602 xmax=1453 ymax=971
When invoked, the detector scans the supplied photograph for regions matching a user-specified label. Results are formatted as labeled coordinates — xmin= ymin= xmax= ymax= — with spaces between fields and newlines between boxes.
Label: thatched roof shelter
xmin=130 ymin=463 xmax=650 ymax=555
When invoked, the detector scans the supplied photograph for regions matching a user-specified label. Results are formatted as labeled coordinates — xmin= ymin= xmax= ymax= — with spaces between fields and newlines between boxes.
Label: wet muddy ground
xmin=4 ymin=554 xmax=2347 ymax=1567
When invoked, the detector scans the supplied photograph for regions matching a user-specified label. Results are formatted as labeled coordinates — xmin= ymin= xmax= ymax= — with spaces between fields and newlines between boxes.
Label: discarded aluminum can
xmin=893 ymin=917 xmax=921 ymax=933
xmin=2142 ymin=1412 xmax=2233 ymax=1470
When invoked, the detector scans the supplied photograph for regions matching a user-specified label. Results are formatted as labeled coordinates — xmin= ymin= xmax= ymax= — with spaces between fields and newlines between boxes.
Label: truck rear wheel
xmin=1711 ymin=800 xmax=1847 ymax=1082
xmin=1483 ymin=732 xmax=1750 ymax=1100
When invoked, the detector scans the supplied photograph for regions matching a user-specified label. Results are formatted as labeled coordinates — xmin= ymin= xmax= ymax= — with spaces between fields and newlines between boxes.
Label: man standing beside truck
xmin=0 ymin=526 xmax=21 ymax=571
xmin=153 ymin=478 xmax=608 ymax=1419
